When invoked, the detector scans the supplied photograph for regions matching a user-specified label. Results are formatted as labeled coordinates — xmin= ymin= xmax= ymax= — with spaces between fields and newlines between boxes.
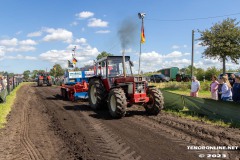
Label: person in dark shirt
xmin=229 ymin=73 xmax=235 ymax=87
xmin=232 ymin=75 xmax=240 ymax=103
xmin=217 ymin=77 xmax=223 ymax=101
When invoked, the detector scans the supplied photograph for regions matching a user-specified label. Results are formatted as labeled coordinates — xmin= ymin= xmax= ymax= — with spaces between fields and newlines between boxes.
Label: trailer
xmin=158 ymin=67 xmax=179 ymax=81
xmin=61 ymin=70 xmax=94 ymax=101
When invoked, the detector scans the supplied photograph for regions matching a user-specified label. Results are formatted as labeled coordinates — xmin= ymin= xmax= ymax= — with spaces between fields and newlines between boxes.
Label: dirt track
xmin=0 ymin=84 xmax=239 ymax=160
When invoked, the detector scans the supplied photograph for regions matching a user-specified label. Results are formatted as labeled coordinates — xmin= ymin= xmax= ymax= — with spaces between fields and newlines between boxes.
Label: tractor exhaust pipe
xmin=122 ymin=49 xmax=126 ymax=77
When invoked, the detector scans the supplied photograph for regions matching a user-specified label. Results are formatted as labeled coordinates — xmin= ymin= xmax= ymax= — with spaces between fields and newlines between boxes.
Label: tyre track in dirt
xmin=30 ymin=85 xmax=240 ymax=160
xmin=20 ymin=88 xmax=44 ymax=160
xmin=80 ymin=111 xmax=141 ymax=160
xmin=37 ymin=86 xmax=202 ymax=160
xmin=37 ymin=86 xmax=141 ymax=160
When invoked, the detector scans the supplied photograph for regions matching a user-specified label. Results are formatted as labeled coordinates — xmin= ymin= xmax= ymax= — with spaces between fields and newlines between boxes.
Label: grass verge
xmin=163 ymin=109 xmax=240 ymax=128
xmin=0 ymin=82 xmax=26 ymax=128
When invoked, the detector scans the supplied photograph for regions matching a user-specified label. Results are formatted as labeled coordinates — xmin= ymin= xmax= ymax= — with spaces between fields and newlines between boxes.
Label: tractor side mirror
xmin=130 ymin=61 xmax=134 ymax=67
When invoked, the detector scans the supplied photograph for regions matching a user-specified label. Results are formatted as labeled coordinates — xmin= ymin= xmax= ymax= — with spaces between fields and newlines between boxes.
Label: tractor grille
xmin=135 ymin=82 xmax=145 ymax=93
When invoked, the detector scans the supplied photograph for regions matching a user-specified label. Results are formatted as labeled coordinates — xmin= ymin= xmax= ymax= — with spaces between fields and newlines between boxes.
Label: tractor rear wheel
xmin=107 ymin=88 xmax=127 ymax=118
xmin=88 ymin=78 xmax=107 ymax=110
xmin=48 ymin=80 xmax=52 ymax=86
xmin=144 ymin=88 xmax=164 ymax=115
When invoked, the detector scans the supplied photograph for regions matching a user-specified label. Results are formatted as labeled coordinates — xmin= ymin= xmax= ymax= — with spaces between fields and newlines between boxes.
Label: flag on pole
xmin=140 ymin=25 xmax=145 ymax=43
xmin=68 ymin=60 xmax=74 ymax=68
xmin=72 ymin=58 xmax=78 ymax=64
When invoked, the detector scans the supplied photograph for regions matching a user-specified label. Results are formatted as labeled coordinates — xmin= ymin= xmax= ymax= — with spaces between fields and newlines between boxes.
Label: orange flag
xmin=72 ymin=58 xmax=77 ymax=64
xmin=141 ymin=25 xmax=145 ymax=43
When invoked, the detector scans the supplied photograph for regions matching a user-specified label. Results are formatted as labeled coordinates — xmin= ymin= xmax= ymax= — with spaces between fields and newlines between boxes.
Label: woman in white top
xmin=219 ymin=76 xmax=232 ymax=101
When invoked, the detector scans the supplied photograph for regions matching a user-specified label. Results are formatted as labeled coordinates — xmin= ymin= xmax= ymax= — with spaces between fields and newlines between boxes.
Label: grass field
xmin=0 ymin=82 xmax=26 ymax=128
xmin=149 ymin=81 xmax=212 ymax=98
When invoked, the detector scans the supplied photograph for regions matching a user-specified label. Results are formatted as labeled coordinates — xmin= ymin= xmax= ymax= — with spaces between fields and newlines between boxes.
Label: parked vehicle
xmin=158 ymin=67 xmax=179 ymax=81
xmin=149 ymin=74 xmax=170 ymax=83
xmin=176 ymin=73 xmax=191 ymax=82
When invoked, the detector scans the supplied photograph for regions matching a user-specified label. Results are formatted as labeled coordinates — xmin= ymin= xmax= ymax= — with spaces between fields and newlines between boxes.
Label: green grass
xmin=150 ymin=81 xmax=212 ymax=98
xmin=163 ymin=109 xmax=240 ymax=128
xmin=0 ymin=82 xmax=26 ymax=128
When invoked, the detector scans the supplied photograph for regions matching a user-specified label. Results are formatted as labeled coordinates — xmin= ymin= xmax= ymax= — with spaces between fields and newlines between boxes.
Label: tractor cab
xmin=96 ymin=56 xmax=133 ymax=78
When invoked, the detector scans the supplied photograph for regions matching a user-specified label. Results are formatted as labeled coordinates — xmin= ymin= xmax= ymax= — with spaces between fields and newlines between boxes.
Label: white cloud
xmin=95 ymin=30 xmax=110 ymax=34
xmin=183 ymin=52 xmax=190 ymax=56
xmin=76 ymin=11 xmax=94 ymax=19
xmin=19 ymin=39 xmax=37 ymax=45
xmin=4 ymin=54 xmax=37 ymax=60
xmin=0 ymin=38 xmax=18 ymax=46
xmin=88 ymin=18 xmax=108 ymax=27
xmin=40 ymin=39 xmax=99 ymax=67
xmin=195 ymin=41 xmax=202 ymax=49
xmin=42 ymin=28 xmax=73 ymax=43
xmin=4 ymin=46 xmax=36 ymax=52
xmin=81 ymin=28 xmax=85 ymax=32
xmin=27 ymin=31 xmax=42 ymax=37
xmin=75 ymin=38 xmax=87 ymax=44
xmin=183 ymin=44 xmax=188 ymax=48
xmin=70 ymin=21 xmax=78 ymax=26
xmin=172 ymin=45 xmax=180 ymax=49
xmin=164 ymin=51 xmax=183 ymax=58
xmin=16 ymin=31 xmax=22 ymax=35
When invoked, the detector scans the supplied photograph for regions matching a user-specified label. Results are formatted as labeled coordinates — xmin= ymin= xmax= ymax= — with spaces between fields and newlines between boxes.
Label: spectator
xmin=229 ymin=73 xmax=235 ymax=87
xmin=217 ymin=77 xmax=223 ymax=101
xmin=0 ymin=75 xmax=3 ymax=91
xmin=210 ymin=75 xmax=219 ymax=100
xmin=2 ymin=76 xmax=7 ymax=90
xmin=190 ymin=76 xmax=200 ymax=97
xmin=219 ymin=76 xmax=232 ymax=101
xmin=232 ymin=75 xmax=240 ymax=103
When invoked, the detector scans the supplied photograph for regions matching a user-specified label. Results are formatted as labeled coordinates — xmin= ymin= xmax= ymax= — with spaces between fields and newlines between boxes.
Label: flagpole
xmin=138 ymin=13 xmax=145 ymax=76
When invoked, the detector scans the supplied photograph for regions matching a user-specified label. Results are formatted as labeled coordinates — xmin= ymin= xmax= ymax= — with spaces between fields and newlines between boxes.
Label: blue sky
xmin=1 ymin=0 xmax=240 ymax=73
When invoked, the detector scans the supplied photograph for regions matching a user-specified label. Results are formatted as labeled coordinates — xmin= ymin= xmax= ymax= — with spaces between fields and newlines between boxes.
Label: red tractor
xmin=88 ymin=56 xmax=164 ymax=118
xmin=37 ymin=73 xmax=52 ymax=86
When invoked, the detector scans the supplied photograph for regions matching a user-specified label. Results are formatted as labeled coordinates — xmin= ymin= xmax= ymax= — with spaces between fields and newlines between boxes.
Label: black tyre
xmin=107 ymin=88 xmax=127 ymax=118
xmin=48 ymin=80 xmax=52 ymax=86
xmin=61 ymin=88 xmax=68 ymax=100
xmin=88 ymin=78 xmax=107 ymax=110
xmin=38 ymin=80 xmax=43 ymax=86
xmin=144 ymin=88 xmax=164 ymax=115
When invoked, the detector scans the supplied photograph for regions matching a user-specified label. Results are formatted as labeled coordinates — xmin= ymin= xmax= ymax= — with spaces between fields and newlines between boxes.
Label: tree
xmin=195 ymin=68 xmax=205 ymax=81
xmin=96 ymin=51 xmax=113 ymax=60
xmin=23 ymin=70 xmax=31 ymax=81
xmin=31 ymin=70 xmax=39 ymax=79
xmin=49 ymin=64 xmax=64 ymax=77
xmin=205 ymin=67 xmax=221 ymax=80
xmin=199 ymin=18 xmax=240 ymax=74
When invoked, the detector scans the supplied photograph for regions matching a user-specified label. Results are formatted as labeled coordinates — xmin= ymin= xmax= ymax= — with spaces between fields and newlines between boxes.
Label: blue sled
xmin=74 ymin=92 xmax=88 ymax=100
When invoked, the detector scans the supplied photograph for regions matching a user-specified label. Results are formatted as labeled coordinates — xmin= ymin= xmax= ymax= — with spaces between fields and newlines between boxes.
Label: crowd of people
xmin=190 ymin=74 xmax=240 ymax=103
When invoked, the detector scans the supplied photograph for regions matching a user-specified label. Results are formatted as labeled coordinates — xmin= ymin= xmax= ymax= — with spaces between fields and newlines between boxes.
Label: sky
xmin=1 ymin=0 xmax=240 ymax=74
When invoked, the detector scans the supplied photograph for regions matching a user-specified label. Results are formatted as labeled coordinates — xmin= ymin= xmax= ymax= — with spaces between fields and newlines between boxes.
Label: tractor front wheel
xmin=88 ymin=79 xmax=106 ymax=110
xmin=144 ymin=88 xmax=164 ymax=115
xmin=107 ymin=88 xmax=127 ymax=118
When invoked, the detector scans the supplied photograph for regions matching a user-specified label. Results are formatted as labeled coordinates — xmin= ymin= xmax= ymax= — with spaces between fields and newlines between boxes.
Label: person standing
xmin=219 ymin=76 xmax=232 ymax=101
xmin=232 ymin=75 xmax=240 ymax=103
xmin=229 ymin=73 xmax=235 ymax=87
xmin=210 ymin=75 xmax=219 ymax=100
xmin=190 ymin=76 xmax=200 ymax=97
xmin=2 ymin=76 xmax=7 ymax=90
